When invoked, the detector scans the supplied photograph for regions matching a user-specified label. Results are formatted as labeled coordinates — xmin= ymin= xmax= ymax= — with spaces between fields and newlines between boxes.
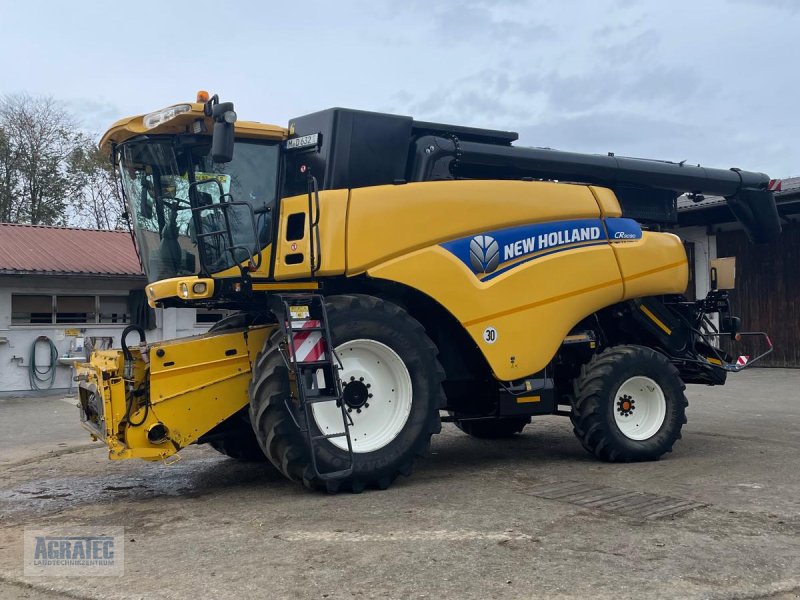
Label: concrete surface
xmin=0 ymin=369 xmax=798 ymax=599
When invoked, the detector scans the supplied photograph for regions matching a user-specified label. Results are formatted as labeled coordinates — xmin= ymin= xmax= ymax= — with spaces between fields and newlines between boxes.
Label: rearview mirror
xmin=205 ymin=96 xmax=236 ymax=164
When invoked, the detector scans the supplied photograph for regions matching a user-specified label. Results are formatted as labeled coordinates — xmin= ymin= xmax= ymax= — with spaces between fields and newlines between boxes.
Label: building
xmin=677 ymin=177 xmax=800 ymax=367
xmin=0 ymin=223 xmax=217 ymax=394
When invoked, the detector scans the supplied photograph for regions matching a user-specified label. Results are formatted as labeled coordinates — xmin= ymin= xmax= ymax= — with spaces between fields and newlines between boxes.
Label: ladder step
xmin=276 ymin=292 xmax=354 ymax=481
xmin=303 ymin=395 xmax=343 ymax=405
xmin=295 ymin=359 xmax=334 ymax=368
xmin=312 ymin=432 xmax=349 ymax=441
xmin=316 ymin=468 xmax=354 ymax=481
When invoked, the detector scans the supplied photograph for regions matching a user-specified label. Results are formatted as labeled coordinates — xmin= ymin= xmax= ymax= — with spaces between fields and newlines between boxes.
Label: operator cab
xmin=116 ymin=136 xmax=279 ymax=282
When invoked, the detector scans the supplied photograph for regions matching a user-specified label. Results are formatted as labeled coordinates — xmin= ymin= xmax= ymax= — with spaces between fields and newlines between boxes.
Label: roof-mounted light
xmin=143 ymin=104 xmax=192 ymax=130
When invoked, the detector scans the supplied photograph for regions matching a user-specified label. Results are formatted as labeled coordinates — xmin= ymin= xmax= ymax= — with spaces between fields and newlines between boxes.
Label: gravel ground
xmin=0 ymin=368 xmax=798 ymax=599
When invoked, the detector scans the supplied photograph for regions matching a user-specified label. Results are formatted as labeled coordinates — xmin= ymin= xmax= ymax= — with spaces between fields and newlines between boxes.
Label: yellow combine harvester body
xmin=76 ymin=95 xmax=777 ymax=490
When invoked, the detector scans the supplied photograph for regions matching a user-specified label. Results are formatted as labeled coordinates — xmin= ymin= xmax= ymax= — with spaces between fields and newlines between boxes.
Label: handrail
xmin=188 ymin=178 xmax=262 ymax=273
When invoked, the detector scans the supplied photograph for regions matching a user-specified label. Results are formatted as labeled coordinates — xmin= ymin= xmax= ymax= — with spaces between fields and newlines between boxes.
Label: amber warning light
xmin=196 ymin=90 xmax=210 ymax=103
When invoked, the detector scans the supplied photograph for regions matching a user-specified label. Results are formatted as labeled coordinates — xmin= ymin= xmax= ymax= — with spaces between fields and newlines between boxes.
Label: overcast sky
xmin=1 ymin=0 xmax=797 ymax=176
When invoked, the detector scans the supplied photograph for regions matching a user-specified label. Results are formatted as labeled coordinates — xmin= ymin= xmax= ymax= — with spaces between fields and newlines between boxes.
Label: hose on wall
xmin=29 ymin=336 xmax=59 ymax=391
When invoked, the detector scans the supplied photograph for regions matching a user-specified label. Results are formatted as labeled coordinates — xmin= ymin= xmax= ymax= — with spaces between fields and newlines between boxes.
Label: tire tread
xmin=249 ymin=294 xmax=444 ymax=492
xmin=571 ymin=344 xmax=688 ymax=462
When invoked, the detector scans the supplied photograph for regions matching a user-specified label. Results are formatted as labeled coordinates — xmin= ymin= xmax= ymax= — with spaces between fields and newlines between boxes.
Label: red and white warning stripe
xmin=288 ymin=320 xmax=327 ymax=363
xmin=736 ymin=355 xmax=750 ymax=367
xmin=768 ymin=179 xmax=782 ymax=192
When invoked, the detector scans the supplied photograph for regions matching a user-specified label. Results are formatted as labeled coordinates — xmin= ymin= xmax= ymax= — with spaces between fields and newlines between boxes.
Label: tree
xmin=67 ymin=137 xmax=126 ymax=230
xmin=0 ymin=92 xmax=127 ymax=230
xmin=0 ymin=94 xmax=83 ymax=226
xmin=0 ymin=124 xmax=20 ymax=222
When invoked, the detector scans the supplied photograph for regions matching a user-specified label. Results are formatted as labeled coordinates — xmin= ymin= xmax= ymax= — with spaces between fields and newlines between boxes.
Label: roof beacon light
xmin=196 ymin=90 xmax=210 ymax=103
xmin=143 ymin=104 xmax=192 ymax=130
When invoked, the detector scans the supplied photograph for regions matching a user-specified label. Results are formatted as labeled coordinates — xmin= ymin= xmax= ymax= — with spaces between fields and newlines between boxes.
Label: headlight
xmin=179 ymin=283 xmax=189 ymax=298
xmin=143 ymin=104 xmax=192 ymax=130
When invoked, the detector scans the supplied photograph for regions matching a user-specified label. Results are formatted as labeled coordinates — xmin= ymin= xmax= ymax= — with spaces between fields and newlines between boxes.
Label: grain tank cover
xmin=282 ymin=107 xmax=780 ymax=242
xmin=283 ymin=108 xmax=518 ymax=197
xmin=284 ymin=108 xmax=412 ymax=197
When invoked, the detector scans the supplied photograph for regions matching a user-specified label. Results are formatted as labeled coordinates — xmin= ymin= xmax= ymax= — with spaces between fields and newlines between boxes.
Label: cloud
xmin=430 ymin=3 xmax=554 ymax=44
xmin=2 ymin=0 xmax=797 ymax=176
xmin=63 ymin=98 xmax=123 ymax=138
xmin=517 ymin=112 xmax=701 ymax=156
xmin=729 ymin=0 xmax=800 ymax=11
xmin=518 ymin=110 xmax=793 ymax=176
xmin=396 ymin=0 xmax=554 ymax=45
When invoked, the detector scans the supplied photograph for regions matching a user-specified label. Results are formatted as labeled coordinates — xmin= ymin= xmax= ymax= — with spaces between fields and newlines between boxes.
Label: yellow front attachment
xmin=76 ymin=326 xmax=273 ymax=461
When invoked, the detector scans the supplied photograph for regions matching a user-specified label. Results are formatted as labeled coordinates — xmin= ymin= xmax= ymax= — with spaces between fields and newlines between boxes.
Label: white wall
xmin=0 ymin=275 xmax=211 ymax=394
xmin=678 ymin=226 xmax=717 ymax=300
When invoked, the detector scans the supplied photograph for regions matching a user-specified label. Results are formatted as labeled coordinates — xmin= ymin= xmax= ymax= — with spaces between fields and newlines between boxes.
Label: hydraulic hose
xmin=29 ymin=336 xmax=59 ymax=391
xmin=120 ymin=324 xmax=149 ymax=426
xmin=121 ymin=325 xmax=146 ymax=362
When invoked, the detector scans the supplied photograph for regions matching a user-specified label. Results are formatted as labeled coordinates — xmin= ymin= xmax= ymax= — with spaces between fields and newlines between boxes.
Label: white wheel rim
xmin=311 ymin=339 xmax=413 ymax=453
xmin=613 ymin=376 xmax=667 ymax=441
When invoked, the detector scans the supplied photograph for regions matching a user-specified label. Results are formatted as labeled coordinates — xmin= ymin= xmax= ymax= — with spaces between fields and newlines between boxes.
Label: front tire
xmin=571 ymin=345 xmax=687 ymax=462
xmin=249 ymin=294 xmax=444 ymax=492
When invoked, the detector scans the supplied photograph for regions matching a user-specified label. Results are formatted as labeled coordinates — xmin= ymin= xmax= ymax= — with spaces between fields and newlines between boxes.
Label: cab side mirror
xmin=205 ymin=95 xmax=236 ymax=164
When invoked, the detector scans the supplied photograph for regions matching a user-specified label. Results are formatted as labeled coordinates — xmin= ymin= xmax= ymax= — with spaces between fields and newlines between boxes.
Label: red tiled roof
xmin=0 ymin=223 xmax=143 ymax=277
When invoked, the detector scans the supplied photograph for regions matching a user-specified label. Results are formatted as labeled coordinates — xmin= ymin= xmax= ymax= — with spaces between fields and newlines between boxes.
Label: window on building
xmin=11 ymin=295 xmax=53 ymax=325
xmin=11 ymin=294 xmax=130 ymax=325
xmin=195 ymin=309 xmax=229 ymax=325
xmin=99 ymin=296 xmax=130 ymax=324
xmin=56 ymin=296 xmax=96 ymax=324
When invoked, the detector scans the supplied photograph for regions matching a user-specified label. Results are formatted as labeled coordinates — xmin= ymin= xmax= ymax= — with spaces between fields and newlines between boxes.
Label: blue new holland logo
xmin=441 ymin=218 xmax=642 ymax=280
xmin=469 ymin=235 xmax=500 ymax=273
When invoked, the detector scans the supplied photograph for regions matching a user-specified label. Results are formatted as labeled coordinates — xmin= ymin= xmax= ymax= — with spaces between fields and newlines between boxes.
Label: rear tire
xmin=571 ymin=345 xmax=687 ymax=462
xmin=249 ymin=294 xmax=444 ymax=493
xmin=455 ymin=417 xmax=530 ymax=439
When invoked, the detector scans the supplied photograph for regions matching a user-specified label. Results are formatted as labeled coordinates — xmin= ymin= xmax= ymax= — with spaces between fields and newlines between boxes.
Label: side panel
xmin=589 ymin=185 xmax=623 ymax=218
xmin=358 ymin=181 xmax=687 ymax=380
xmin=347 ymin=180 xmax=603 ymax=274
xmin=369 ymin=244 xmax=623 ymax=380
xmin=130 ymin=326 xmax=273 ymax=452
xmin=273 ymin=190 xmax=348 ymax=280
xmin=77 ymin=326 xmax=273 ymax=461
xmin=611 ymin=232 xmax=689 ymax=299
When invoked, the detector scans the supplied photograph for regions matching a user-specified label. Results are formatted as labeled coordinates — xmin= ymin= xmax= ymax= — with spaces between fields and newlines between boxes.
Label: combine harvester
xmin=76 ymin=92 xmax=779 ymax=492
